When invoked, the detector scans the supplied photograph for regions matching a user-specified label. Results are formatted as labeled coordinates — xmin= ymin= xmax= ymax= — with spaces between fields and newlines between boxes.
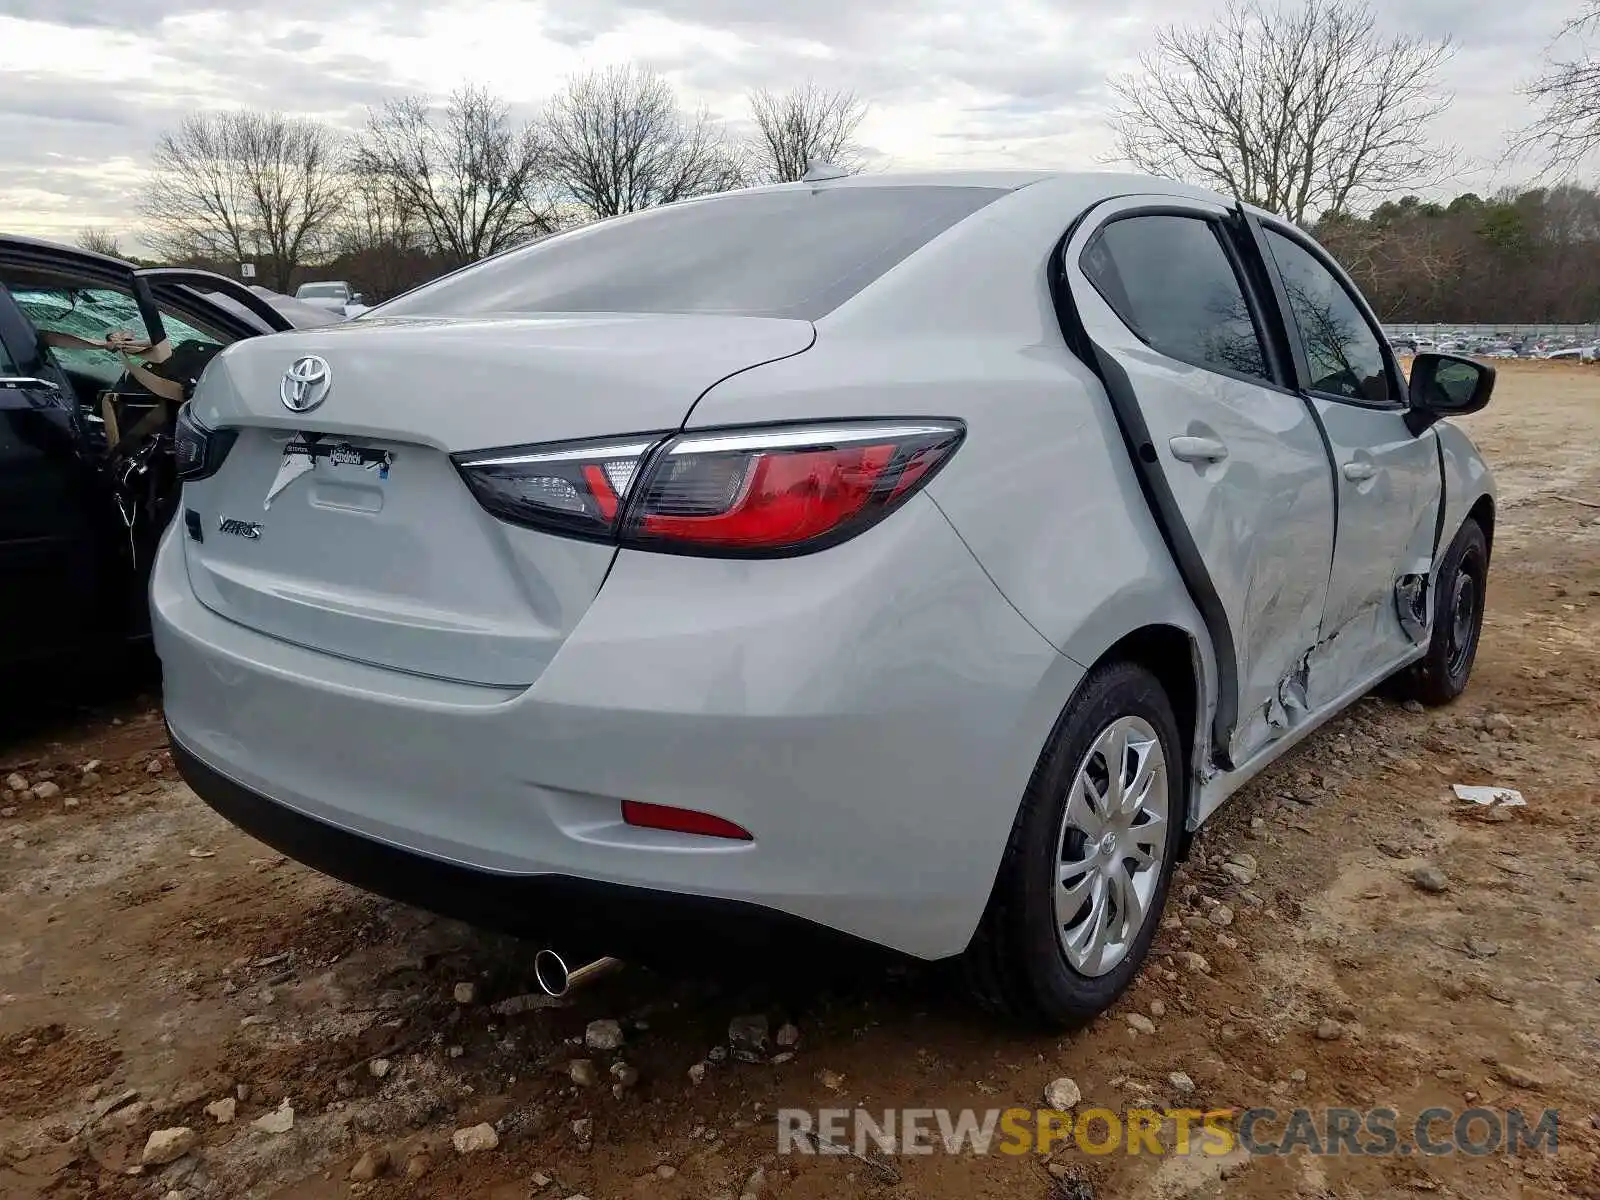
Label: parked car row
xmin=1390 ymin=331 xmax=1599 ymax=361
xmin=7 ymin=174 xmax=1499 ymax=1026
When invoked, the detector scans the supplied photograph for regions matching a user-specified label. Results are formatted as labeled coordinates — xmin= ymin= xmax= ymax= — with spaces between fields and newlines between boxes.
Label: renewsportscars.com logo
xmin=776 ymin=1106 xmax=1560 ymax=1158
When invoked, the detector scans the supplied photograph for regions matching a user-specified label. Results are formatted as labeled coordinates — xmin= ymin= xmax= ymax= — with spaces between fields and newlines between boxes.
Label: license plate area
xmin=265 ymin=434 xmax=394 ymax=507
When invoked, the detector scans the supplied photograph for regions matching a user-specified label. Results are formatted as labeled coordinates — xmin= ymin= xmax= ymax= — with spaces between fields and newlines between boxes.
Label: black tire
xmin=1392 ymin=518 xmax=1488 ymax=707
xmin=963 ymin=660 xmax=1184 ymax=1029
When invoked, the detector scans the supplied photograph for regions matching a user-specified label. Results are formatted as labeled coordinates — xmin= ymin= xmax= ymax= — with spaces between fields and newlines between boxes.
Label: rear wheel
xmin=1392 ymin=518 xmax=1487 ymax=707
xmin=964 ymin=661 xmax=1183 ymax=1028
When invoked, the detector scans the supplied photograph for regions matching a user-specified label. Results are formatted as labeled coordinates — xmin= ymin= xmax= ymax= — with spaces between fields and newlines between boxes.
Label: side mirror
xmin=1405 ymin=352 xmax=1494 ymax=434
xmin=350 ymin=293 xmax=364 ymax=306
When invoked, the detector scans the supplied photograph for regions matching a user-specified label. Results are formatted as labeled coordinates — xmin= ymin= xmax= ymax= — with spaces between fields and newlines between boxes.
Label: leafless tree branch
xmin=1514 ymin=2 xmax=1600 ymax=172
xmin=76 ymin=227 xmax=124 ymax=258
xmin=141 ymin=111 xmax=345 ymax=290
xmin=747 ymin=82 xmax=868 ymax=182
xmin=351 ymin=86 xmax=557 ymax=269
xmin=1106 ymin=0 xmax=1455 ymax=223
xmin=543 ymin=65 xmax=745 ymax=220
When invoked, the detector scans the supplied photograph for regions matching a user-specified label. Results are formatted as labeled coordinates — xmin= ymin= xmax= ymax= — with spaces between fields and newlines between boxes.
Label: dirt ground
xmin=3 ymin=359 xmax=1599 ymax=1200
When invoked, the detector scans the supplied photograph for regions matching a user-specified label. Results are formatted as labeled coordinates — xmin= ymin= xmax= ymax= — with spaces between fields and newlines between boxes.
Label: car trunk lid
xmin=179 ymin=313 xmax=814 ymax=686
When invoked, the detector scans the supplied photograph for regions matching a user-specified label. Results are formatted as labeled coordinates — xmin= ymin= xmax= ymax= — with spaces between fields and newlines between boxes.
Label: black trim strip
xmin=1049 ymin=199 xmax=1241 ymax=768
xmin=1430 ymin=433 xmax=1449 ymax=564
xmin=1227 ymin=208 xmax=1302 ymax=390
xmin=138 ymin=267 xmax=295 ymax=336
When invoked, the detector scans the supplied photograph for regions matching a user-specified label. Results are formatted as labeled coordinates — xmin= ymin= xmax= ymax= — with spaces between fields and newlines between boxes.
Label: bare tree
xmin=544 ymin=65 xmax=745 ymax=220
xmin=234 ymin=112 xmax=346 ymax=291
xmin=143 ymin=113 xmax=256 ymax=269
xmin=1107 ymin=0 xmax=1455 ymax=223
xmin=143 ymin=111 xmax=344 ymax=289
xmin=747 ymin=82 xmax=868 ymax=182
xmin=331 ymin=174 xmax=430 ymax=303
xmin=77 ymin=227 xmax=124 ymax=258
xmin=1518 ymin=3 xmax=1600 ymax=171
xmin=351 ymin=87 xmax=556 ymax=268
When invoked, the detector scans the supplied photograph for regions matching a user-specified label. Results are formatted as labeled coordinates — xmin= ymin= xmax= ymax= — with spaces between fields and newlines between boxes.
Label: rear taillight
xmin=174 ymin=401 xmax=238 ymax=482
xmin=454 ymin=420 xmax=963 ymax=556
xmin=454 ymin=435 xmax=661 ymax=543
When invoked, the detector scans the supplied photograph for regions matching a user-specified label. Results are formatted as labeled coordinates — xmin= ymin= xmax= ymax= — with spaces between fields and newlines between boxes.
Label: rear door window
xmin=1081 ymin=213 xmax=1271 ymax=383
xmin=378 ymin=186 xmax=1007 ymax=321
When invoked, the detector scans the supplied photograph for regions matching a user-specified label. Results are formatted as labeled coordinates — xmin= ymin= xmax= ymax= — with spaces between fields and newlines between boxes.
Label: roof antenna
xmin=801 ymin=161 xmax=849 ymax=182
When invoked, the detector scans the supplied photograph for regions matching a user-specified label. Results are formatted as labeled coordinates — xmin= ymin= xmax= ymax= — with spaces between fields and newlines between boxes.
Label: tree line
xmin=1317 ymin=186 xmax=1600 ymax=322
xmin=77 ymin=1 xmax=1600 ymax=319
xmin=120 ymin=69 xmax=865 ymax=300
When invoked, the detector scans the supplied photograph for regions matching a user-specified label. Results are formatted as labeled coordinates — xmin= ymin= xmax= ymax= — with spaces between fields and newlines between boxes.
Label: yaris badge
xmin=218 ymin=516 xmax=262 ymax=539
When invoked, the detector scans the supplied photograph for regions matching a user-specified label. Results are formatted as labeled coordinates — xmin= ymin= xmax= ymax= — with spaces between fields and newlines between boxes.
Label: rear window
xmin=297 ymin=283 xmax=345 ymax=298
xmin=377 ymin=186 xmax=1007 ymax=322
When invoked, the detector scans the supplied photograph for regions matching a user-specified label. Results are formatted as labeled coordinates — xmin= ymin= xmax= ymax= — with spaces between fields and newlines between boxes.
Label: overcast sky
xmin=0 ymin=0 xmax=1589 ymax=245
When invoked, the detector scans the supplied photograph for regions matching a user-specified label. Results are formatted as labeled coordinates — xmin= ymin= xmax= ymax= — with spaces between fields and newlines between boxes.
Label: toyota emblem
xmin=280 ymin=355 xmax=331 ymax=412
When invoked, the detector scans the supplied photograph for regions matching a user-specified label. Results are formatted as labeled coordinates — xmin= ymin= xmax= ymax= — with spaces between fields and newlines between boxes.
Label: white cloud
xmin=0 ymin=0 xmax=1587 ymax=244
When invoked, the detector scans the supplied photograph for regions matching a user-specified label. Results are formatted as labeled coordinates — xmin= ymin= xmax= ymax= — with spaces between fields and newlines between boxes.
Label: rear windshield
xmin=376 ymin=185 xmax=1007 ymax=322
xmin=297 ymin=283 xmax=345 ymax=298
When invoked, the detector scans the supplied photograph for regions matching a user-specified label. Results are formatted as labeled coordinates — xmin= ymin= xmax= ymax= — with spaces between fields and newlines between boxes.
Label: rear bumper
xmin=152 ymin=501 xmax=1080 ymax=960
xmin=169 ymin=731 xmax=887 ymax=965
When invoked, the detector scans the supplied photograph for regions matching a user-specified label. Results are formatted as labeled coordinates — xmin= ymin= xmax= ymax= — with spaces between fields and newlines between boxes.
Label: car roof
xmin=758 ymin=169 xmax=1244 ymax=210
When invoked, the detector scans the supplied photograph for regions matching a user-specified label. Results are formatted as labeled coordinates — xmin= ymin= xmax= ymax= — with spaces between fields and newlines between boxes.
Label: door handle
xmin=1168 ymin=436 xmax=1229 ymax=464
xmin=1342 ymin=461 xmax=1377 ymax=482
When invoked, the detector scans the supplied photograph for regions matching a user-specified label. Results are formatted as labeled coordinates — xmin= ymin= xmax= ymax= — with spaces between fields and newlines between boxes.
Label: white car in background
xmin=293 ymin=280 xmax=367 ymax=318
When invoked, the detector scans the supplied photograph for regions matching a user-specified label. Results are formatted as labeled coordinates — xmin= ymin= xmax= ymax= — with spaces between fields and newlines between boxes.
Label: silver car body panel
xmin=153 ymin=170 xmax=1496 ymax=959
xmin=180 ymin=313 xmax=814 ymax=684
xmin=154 ymin=496 xmax=1079 ymax=959
xmin=1060 ymin=194 xmax=1338 ymax=765
xmin=1302 ymin=400 xmax=1441 ymax=702
xmin=1435 ymin=419 xmax=1496 ymax=565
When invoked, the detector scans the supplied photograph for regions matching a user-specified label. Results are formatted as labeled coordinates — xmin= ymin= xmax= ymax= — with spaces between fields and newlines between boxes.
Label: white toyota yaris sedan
xmin=154 ymin=171 xmax=1495 ymax=1026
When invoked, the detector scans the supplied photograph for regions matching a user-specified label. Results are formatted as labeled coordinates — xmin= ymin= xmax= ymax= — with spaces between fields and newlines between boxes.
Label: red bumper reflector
xmin=621 ymin=800 xmax=753 ymax=841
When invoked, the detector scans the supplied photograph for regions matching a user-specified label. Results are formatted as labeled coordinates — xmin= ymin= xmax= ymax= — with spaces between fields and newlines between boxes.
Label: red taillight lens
xmin=626 ymin=422 xmax=963 ymax=554
xmin=454 ymin=420 xmax=963 ymax=556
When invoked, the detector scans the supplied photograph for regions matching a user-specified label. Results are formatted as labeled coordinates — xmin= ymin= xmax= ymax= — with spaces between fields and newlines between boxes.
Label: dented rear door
xmin=1063 ymin=197 xmax=1337 ymax=767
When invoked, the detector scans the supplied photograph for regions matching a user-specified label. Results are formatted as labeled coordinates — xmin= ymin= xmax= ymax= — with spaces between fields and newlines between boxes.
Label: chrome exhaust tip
xmin=533 ymin=948 xmax=570 ymax=997
xmin=533 ymin=950 xmax=623 ymax=998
